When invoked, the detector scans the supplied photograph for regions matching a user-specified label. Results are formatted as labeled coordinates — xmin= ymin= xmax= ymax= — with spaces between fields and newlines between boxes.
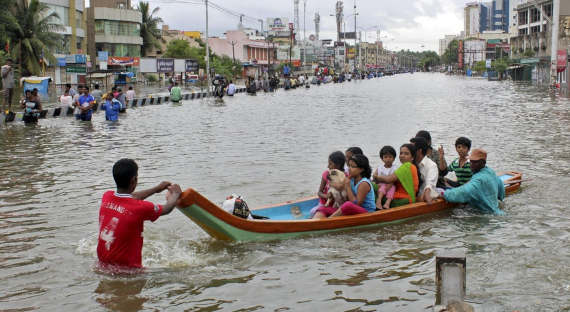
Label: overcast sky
xmin=144 ymin=0 xmax=470 ymax=52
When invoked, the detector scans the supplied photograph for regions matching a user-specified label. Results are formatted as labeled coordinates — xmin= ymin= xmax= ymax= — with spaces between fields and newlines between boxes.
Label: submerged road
xmin=0 ymin=73 xmax=569 ymax=311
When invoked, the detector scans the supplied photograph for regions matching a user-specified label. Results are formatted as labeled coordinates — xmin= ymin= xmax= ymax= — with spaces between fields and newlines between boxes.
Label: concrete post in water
xmin=205 ymin=0 xmax=211 ymax=97
xmin=435 ymin=250 xmax=466 ymax=306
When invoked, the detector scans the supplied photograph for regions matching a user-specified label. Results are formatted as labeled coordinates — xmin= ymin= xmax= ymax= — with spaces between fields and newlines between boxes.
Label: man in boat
xmin=97 ymin=159 xmax=182 ymax=268
xmin=443 ymin=149 xmax=505 ymax=215
xmin=410 ymin=137 xmax=439 ymax=204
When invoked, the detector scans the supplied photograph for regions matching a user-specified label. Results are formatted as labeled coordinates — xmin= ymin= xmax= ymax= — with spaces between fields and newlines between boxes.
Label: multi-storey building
xmin=41 ymin=0 xmax=86 ymax=54
xmin=439 ymin=35 xmax=457 ymax=56
xmin=86 ymin=0 xmax=143 ymax=67
xmin=492 ymin=0 xmax=510 ymax=32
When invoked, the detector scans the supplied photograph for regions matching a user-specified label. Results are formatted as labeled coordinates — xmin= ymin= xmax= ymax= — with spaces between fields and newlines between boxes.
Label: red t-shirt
xmin=97 ymin=191 xmax=163 ymax=268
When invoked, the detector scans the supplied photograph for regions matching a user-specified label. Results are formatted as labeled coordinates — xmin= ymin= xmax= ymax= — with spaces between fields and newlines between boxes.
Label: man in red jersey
xmin=97 ymin=158 xmax=182 ymax=268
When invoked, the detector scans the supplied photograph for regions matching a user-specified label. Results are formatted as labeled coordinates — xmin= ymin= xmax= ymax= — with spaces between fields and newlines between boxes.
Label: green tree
xmin=164 ymin=39 xmax=193 ymax=58
xmin=493 ymin=58 xmax=509 ymax=74
xmin=418 ymin=51 xmax=440 ymax=71
xmin=522 ymin=49 xmax=535 ymax=57
xmin=138 ymin=1 xmax=163 ymax=57
xmin=8 ymin=0 xmax=62 ymax=76
xmin=442 ymin=40 xmax=459 ymax=65
xmin=473 ymin=61 xmax=486 ymax=73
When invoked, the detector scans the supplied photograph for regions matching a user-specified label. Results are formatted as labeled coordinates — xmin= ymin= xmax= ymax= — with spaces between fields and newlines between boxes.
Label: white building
xmin=439 ymin=35 xmax=457 ymax=56
xmin=41 ymin=0 xmax=86 ymax=54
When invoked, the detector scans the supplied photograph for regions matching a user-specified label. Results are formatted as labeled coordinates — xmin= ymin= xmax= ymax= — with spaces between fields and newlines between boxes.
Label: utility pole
xmin=354 ymin=0 xmax=357 ymax=73
xmin=550 ymin=0 xmax=560 ymax=87
xmin=231 ymin=41 xmax=236 ymax=63
xmin=303 ymin=0 xmax=307 ymax=67
xmin=205 ymin=0 xmax=210 ymax=96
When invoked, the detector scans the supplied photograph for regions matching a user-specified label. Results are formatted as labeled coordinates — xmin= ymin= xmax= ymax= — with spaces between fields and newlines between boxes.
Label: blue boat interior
xmin=252 ymin=174 xmax=516 ymax=220
xmin=252 ymin=198 xmax=319 ymax=220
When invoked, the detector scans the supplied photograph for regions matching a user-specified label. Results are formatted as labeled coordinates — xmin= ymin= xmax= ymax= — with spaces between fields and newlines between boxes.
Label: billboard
xmin=340 ymin=32 xmax=357 ymax=40
xmin=183 ymin=31 xmax=201 ymax=39
xmin=108 ymin=57 xmax=140 ymax=66
xmin=557 ymin=49 xmax=567 ymax=73
xmin=185 ymin=60 xmax=198 ymax=72
xmin=267 ymin=17 xmax=289 ymax=31
xmin=157 ymin=58 xmax=175 ymax=72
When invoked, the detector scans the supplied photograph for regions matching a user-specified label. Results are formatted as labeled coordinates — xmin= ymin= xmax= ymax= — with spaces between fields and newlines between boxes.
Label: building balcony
xmin=95 ymin=34 xmax=143 ymax=45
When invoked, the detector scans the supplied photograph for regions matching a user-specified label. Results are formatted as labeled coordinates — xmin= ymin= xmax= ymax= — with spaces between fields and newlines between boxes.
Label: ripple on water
xmin=1 ymin=74 xmax=569 ymax=310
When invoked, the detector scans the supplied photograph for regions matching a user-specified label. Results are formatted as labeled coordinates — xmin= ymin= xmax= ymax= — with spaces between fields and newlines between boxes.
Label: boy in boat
xmin=97 ymin=159 xmax=182 ymax=268
xmin=437 ymin=137 xmax=473 ymax=187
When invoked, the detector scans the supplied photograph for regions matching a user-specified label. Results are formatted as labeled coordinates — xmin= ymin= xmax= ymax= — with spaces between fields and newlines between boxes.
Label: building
xmin=492 ymin=0 xmax=510 ymax=32
xmin=463 ymin=39 xmax=487 ymax=67
xmin=439 ymin=35 xmax=457 ymax=56
xmin=86 ymin=0 xmax=143 ymax=68
xmin=508 ymin=0 xmax=529 ymax=38
xmin=208 ymin=30 xmax=278 ymax=68
xmin=42 ymin=0 xmax=86 ymax=54
xmin=145 ymin=25 xmax=202 ymax=58
xmin=509 ymin=0 xmax=570 ymax=83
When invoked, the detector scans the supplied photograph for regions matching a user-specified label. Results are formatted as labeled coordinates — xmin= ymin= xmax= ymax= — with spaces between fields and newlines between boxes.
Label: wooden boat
xmin=176 ymin=171 xmax=522 ymax=242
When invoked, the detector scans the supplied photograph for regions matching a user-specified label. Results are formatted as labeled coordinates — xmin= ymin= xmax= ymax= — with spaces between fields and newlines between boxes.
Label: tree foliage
xmin=442 ymin=40 xmax=459 ymax=65
xmin=138 ymin=1 xmax=163 ymax=57
xmin=163 ymin=39 xmax=242 ymax=78
xmin=7 ymin=0 xmax=62 ymax=76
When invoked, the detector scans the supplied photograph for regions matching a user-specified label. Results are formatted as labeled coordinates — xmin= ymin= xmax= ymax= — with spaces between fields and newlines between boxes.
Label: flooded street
xmin=1 ymin=73 xmax=569 ymax=311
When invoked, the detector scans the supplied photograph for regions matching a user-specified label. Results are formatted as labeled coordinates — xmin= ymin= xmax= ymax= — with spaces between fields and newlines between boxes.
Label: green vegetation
xmin=2 ymin=0 xmax=62 ymax=76
xmin=493 ymin=58 xmax=509 ymax=74
xmin=522 ymin=49 xmax=535 ymax=57
xmin=473 ymin=61 xmax=486 ymax=73
xmin=144 ymin=73 xmax=158 ymax=82
xmin=417 ymin=51 xmax=440 ymax=71
xmin=163 ymin=39 xmax=242 ymax=78
xmin=138 ymin=1 xmax=163 ymax=57
xmin=442 ymin=40 xmax=459 ymax=65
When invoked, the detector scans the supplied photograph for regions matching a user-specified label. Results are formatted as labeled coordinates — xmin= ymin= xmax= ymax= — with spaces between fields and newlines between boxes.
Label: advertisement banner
xmin=340 ymin=32 xmax=357 ymax=40
xmin=97 ymin=51 xmax=109 ymax=62
xmin=185 ymin=60 xmax=198 ymax=72
xmin=458 ymin=40 xmax=464 ymax=69
xmin=557 ymin=49 xmax=567 ymax=72
xmin=66 ymin=65 xmax=86 ymax=73
xmin=267 ymin=17 xmax=289 ymax=31
xmin=108 ymin=57 xmax=140 ymax=66
xmin=157 ymin=59 xmax=175 ymax=72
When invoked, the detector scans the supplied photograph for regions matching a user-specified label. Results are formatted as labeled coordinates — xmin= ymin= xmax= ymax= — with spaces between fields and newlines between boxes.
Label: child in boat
xmin=375 ymin=144 xmax=419 ymax=208
xmin=344 ymin=146 xmax=363 ymax=175
xmin=373 ymin=146 xmax=400 ymax=209
xmin=331 ymin=154 xmax=376 ymax=216
xmin=438 ymin=137 xmax=472 ymax=187
xmin=311 ymin=151 xmax=346 ymax=218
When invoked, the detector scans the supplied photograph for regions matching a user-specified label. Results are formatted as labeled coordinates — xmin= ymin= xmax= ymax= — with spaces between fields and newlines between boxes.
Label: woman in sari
xmin=375 ymin=144 xmax=419 ymax=208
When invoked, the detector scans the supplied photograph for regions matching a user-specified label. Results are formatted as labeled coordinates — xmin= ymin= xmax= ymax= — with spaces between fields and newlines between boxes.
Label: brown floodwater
xmin=1 ymin=73 xmax=569 ymax=311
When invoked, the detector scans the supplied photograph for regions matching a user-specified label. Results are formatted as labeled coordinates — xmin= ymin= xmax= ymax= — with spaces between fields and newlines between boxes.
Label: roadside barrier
xmin=3 ymin=87 xmax=247 ymax=123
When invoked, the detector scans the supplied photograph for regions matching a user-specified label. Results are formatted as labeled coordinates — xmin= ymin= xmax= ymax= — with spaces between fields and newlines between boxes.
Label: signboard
xmin=108 ymin=56 xmax=140 ymax=66
xmin=66 ymin=65 xmax=86 ymax=73
xmin=185 ymin=60 xmax=199 ymax=72
xmin=183 ymin=31 xmax=201 ymax=39
xmin=57 ymin=57 xmax=66 ymax=67
xmin=486 ymin=59 xmax=492 ymax=69
xmin=458 ymin=40 xmax=464 ymax=69
xmin=74 ymin=54 xmax=86 ymax=64
xmin=557 ymin=49 xmax=567 ymax=72
xmin=340 ymin=32 xmax=357 ymax=40
xmin=157 ymin=58 xmax=175 ymax=72
xmin=289 ymin=22 xmax=294 ymax=31
xmin=99 ymin=61 xmax=107 ymax=71
xmin=267 ymin=17 xmax=289 ymax=31
xmin=97 ymin=51 xmax=109 ymax=62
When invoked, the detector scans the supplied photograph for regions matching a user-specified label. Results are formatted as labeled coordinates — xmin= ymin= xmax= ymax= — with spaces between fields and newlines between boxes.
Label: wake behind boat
xmin=176 ymin=172 xmax=522 ymax=242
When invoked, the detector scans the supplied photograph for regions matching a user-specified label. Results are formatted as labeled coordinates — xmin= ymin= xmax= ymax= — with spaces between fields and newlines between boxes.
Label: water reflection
xmin=95 ymin=278 xmax=148 ymax=312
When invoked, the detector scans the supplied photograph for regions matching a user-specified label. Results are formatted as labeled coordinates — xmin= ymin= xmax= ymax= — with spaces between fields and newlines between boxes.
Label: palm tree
xmin=8 ymin=0 xmax=62 ymax=76
xmin=138 ymin=1 xmax=163 ymax=57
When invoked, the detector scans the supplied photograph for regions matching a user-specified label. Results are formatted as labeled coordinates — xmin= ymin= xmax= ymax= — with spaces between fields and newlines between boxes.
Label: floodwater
xmin=1 ymin=73 xmax=569 ymax=311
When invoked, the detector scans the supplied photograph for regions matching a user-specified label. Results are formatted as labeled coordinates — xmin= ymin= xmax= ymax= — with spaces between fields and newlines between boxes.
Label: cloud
xmin=144 ymin=0 xmax=466 ymax=51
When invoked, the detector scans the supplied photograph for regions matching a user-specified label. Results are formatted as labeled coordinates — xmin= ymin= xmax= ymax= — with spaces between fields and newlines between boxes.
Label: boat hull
xmin=176 ymin=172 xmax=522 ymax=242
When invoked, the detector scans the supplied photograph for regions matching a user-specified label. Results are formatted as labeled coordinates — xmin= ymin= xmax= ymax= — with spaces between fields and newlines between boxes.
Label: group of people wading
xmin=311 ymin=130 xmax=506 ymax=219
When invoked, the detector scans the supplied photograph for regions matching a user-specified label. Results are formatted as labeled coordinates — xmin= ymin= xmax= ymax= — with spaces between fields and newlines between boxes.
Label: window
xmin=45 ymin=4 xmax=69 ymax=26
xmin=95 ymin=20 xmax=140 ymax=36
xmin=543 ymin=4 xmax=552 ymax=18
xmin=530 ymin=8 xmax=540 ymax=23
xmin=76 ymin=11 xmax=82 ymax=27
xmin=531 ymin=25 xmax=540 ymax=33
xmin=519 ymin=28 xmax=528 ymax=35
xmin=518 ymin=11 xmax=528 ymax=25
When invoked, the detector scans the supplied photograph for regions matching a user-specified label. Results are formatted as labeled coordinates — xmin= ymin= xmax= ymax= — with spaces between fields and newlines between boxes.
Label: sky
xmin=144 ymin=0 xmax=470 ymax=52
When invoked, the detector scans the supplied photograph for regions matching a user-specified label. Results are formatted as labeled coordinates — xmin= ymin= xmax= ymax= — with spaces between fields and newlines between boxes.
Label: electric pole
xmin=205 ymin=0 xmax=210 ymax=96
